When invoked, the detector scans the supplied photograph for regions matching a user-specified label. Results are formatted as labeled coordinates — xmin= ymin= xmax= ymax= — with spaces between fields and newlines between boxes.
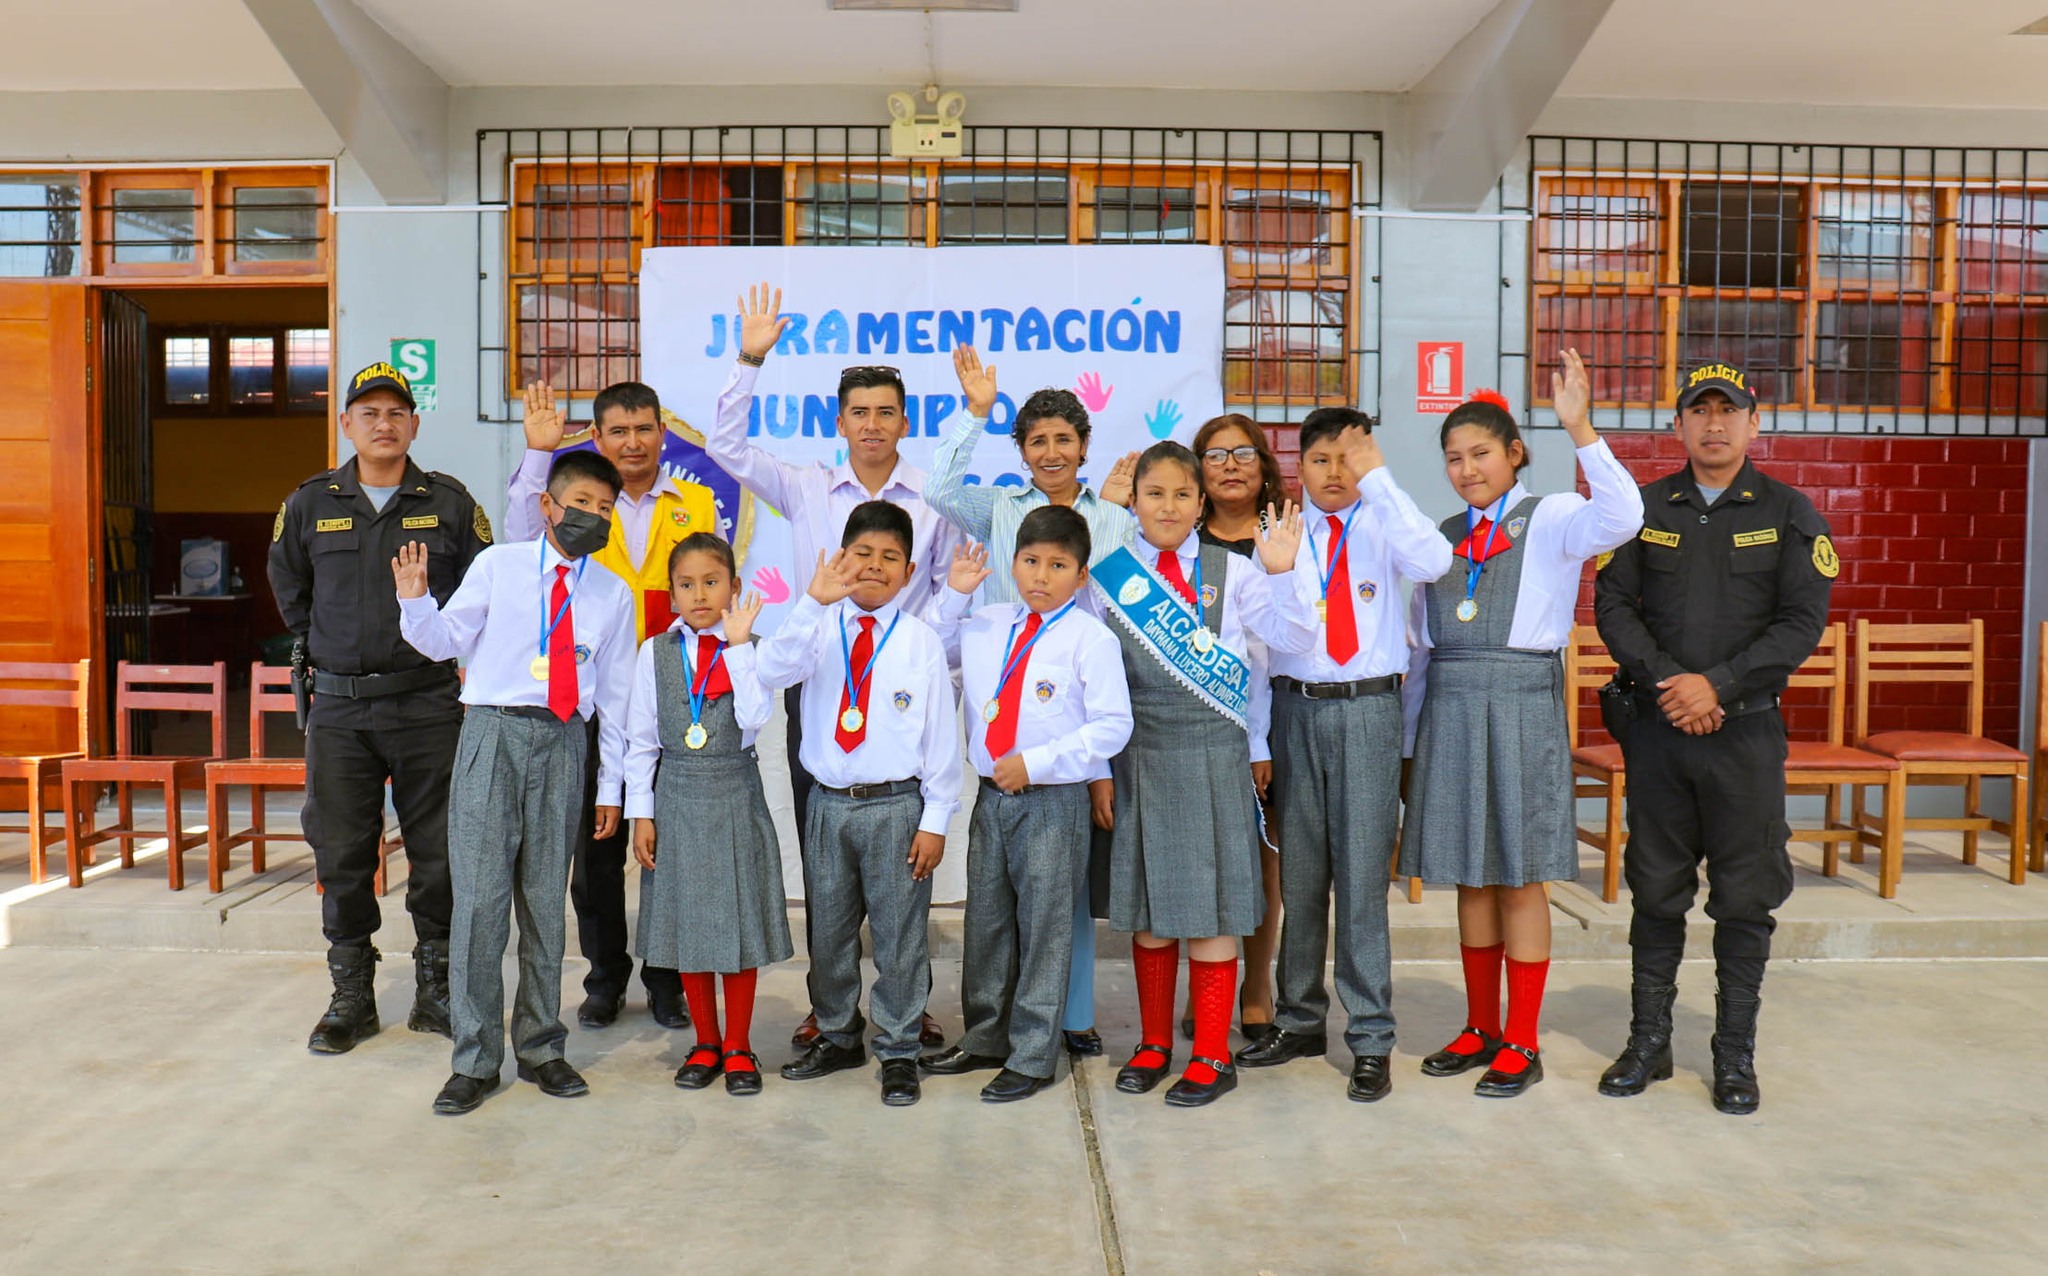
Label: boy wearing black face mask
xmin=395 ymin=450 xmax=639 ymax=1115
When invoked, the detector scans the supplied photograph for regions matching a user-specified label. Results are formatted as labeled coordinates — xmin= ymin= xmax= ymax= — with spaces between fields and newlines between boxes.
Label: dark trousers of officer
xmin=783 ymin=685 xmax=821 ymax=1005
xmin=303 ymin=717 xmax=459 ymax=952
xmin=1620 ymin=708 xmax=1796 ymax=997
xmin=570 ymin=714 xmax=676 ymax=1000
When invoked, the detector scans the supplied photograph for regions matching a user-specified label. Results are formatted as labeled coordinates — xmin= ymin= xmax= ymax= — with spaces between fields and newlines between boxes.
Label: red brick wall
xmin=1574 ymin=434 xmax=2030 ymax=747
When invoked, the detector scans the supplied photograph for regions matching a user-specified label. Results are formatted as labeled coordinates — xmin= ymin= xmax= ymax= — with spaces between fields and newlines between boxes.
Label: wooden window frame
xmin=154 ymin=322 xmax=330 ymax=418
xmin=216 ymin=168 xmax=332 ymax=278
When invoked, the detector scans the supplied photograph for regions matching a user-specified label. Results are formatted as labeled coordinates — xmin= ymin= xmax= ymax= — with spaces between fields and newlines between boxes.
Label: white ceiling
xmin=1 ymin=0 xmax=2045 ymax=108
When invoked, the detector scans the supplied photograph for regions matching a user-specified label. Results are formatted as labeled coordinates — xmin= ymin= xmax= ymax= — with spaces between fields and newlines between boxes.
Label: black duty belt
xmin=1633 ymin=691 xmax=1779 ymax=721
xmin=309 ymin=664 xmax=456 ymax=699
xmin=815 ymin=779 xmax=921 ymax=800
xmin=1274 ymin=674 xmax=1400 ymax=701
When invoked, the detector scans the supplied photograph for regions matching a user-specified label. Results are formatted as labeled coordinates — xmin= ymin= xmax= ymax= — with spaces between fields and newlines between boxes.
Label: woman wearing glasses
xmin=925 ymin=346 xmax=1139 ymax=1059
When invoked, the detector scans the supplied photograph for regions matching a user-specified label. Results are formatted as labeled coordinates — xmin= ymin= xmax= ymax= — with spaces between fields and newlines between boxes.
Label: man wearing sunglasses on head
xmin=707 ymin=283 xmax=963 ymax=1052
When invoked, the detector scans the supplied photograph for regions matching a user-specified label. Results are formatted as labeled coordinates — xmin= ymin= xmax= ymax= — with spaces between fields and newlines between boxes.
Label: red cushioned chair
xmin=0 ymin=659 xmax=92 ymax=884
xmin=1782 ymin=623 xmax=1905 ymax=897
xmin=60 ymin=662 xmax=227 ymax=890
xmin=1566 ymin=625 xmax=1627 ymax=902
xmin=1851 ymin=619 xmax=2030 ymax=887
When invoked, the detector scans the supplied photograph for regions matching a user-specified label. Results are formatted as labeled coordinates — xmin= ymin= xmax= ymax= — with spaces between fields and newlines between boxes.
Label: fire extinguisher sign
xmin=1416 ymin=341 xmax=1464 ymax=414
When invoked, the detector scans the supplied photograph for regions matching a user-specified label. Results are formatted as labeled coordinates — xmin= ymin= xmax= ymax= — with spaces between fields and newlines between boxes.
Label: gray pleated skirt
xmin=1400 ymin=648 xmax=1578 ymax=888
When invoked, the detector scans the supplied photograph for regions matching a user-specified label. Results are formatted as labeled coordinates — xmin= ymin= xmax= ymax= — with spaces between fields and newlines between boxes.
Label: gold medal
xmin=1456 ymin=599 xmax=1478 ymax=623
xmin=1316 ymin=598 xmax=1327 ymax=623
xmin=684 ymin=722 xmax=708 ymax=750
xmin=982 ymin=700 xmax=1002 ymax=724
xmin=529 ymin=655 xmax=550 ymax=680
xmin=840 ymin=706 xmax=864 ymax=734
xmin=1191 ymin=626 xmax=1216 ymax=654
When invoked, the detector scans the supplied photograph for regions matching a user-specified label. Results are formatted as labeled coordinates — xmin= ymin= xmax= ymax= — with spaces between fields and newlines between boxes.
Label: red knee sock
xmin=1450 ymin=942 xmax=1505 ymax=1053
xmin=720 ymin=969 xmax=758 ymax=1073
xmin=678 ymin=971 xmax=721 ymax=1055
xmin=1495 ymin=957 xmax=1550 ymax=1075
xmin=1183 ymin=957 xmax=1239 ymax=1085
xmin=1132 ymin=939 xmax=1180 ymax=1062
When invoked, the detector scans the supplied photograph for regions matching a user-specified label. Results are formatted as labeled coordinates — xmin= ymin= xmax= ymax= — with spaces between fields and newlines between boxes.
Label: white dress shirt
xmin=397 ymin=537 xmax=637 ymax=805
xmin=623 ymin=619 xmax=772 ymax=821
xmin=924 ymin=408 xmax=1137 ymax=606
xmin=707 ymin=361 xmax=960 ymax=617
xmin=1402 ymin=439 xmax=1646 ymax=747
xmin=755 ymin=594 xmax=962 ymax=836
xmin=1270 ymin=466 xmax=1455 ymax=685
xmin=929 ymin=590 xmax=1134 ymax=784
xmin=1117 ymin=526 xmax=1320 ymax=764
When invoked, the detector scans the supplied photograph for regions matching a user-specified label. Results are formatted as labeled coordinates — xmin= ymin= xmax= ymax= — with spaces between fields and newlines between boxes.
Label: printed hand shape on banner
xmin=1075 ymin=371 xmax=1113 ymax=413
xmin=750 ymin=565 xmax=791 ymax=606
xmin=1144 ymin=398 xmax=1183 ymax=440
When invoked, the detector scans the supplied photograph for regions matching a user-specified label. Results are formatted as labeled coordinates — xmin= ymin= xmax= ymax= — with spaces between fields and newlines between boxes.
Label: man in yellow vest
xmin=504 ymin=378 xmax=719 ymax=1032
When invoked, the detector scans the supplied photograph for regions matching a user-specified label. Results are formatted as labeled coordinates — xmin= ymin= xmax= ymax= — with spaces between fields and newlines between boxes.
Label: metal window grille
xmin=477 ymin=125 xmax=1382 ymax=451
xmin=1503 ymin=136 xmax=2048 ymax=436
xmin=0 ymin=174 xmax=81 ymax=278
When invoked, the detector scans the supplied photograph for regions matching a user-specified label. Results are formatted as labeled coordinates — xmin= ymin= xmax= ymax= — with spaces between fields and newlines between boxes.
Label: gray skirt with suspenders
xmin=1106 ymin=541 xmax=1264 ymax=939
xmin=1399 ymin=495 xmax=1578 ymax=888
xmin=635 ymin=632 xmax=794 ymax=974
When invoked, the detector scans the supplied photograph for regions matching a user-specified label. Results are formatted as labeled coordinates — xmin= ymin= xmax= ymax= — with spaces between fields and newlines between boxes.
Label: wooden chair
xmin=1781 ymin=624 xmax=1906 ymax=897
xmin=203 ymin=664 xmax=307 ymax=894
xmin=1565 ymin=625 xmax=1627 ymax=903
xmin=2030 ymin=621 xmax=2047 ymax=873
xmin=0 ymin=660 xmax=92 ymax=883
xmin=59 ymin=662 xmax=227 ymax=891
xmin=1851 ymin=620 xmax=2031 ymax=886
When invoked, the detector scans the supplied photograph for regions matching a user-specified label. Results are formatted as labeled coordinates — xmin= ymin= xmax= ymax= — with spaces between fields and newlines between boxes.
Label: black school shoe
xmin=518 ymin=1058 xmax=590 ymax=1098
xmin=780 ymin=1038 xmax=866 ymax=1081
xmin=1236 ymin=1029 xmax=1327 ymax=1068
xmin=1347 ymin=1054 xmax=1392 ymax=1103
xmin=1114 ymin=1045 xmax=1174 ymax=1095
xmin=722 ymin=1050 xmax=764 ymax=1096
xmin=1421 ymin=1027 xmax=1504 ymax=1078
xmin=431 ymin=1072 xmax=499 ymax=1116
xmin=880 ymin=1059 xmax=922 ymax=1107
xmin=647 ymin=979 xmax=690 ymax=1030
xmin=673 ymin=1044 xmax=724 ymax=1090
xmin=1062 ymin=1029 xmax=1104 ymax=1057
xmin=577 ymin=990 xmax=625 ymax=1030
xmin=1473 ymin=1044 xmax=1542 ymax=1098
xmin=980 ymin=1069 xmax=1052 ymax=1103
xmin=1163 ymin=1057 xmax=1238 ymax=1108
xmin=918 ymin=1045 xmax=1005 ymax=1075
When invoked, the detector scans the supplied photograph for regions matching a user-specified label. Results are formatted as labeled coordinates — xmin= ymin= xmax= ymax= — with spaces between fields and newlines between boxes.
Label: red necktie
xmin=1455 ymin=516 xmax=1509 ymax=564
xmin=834 ymin=615 xmax=876 ymax=752
xmin=1324 ymin=515 xmax=1359 ymax=665
xmin=695 ymin=634 xmax=732 ymax=698
xmin=984 ymin=611 xmax=1041 ymax=758
xmin=1157 ymin=549 xmax=1195 ymax=606
xmin=548 ymin=564 xmax=578 ymax=721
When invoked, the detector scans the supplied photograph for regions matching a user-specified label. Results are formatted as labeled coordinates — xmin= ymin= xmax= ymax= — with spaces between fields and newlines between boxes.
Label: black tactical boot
xmin=407 ymin=938 xmax=452 ymax=1039
xmin=1710 ymin=990 xmax=1762 ymax=1116
xmin=1598 ymin=982 xmax=1676 ymax=1097
xmin=308 ymin=946 xmax=380 ymax=1055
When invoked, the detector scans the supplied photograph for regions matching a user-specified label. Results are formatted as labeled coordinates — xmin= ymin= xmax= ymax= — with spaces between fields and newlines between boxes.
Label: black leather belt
xmin=815 ymin=779 xmax=920 ymax=800
xmin=979 ymin=777 xmax=1074 ymax=796
xmin=310 ymin=664 xmax=455 ymax=699
xmin=487 ymin=704 xmax=579 ymax=723
xmin=1274 ymin=674 xmax=1399 ymax=700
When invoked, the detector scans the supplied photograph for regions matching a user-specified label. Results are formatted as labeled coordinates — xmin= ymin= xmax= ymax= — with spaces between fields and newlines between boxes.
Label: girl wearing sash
xmin=625 ymin=533 xmax=790 ymax=1097
xmin=1401 ymin=351 xmax=1642 ymax=1097
xmin=1097 ymin=441 xmax=1315 ymax=1107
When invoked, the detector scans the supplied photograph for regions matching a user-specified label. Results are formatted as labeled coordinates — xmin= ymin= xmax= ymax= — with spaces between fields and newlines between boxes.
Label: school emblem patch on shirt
xmin=1198 ymin=583 xmax=1219 ymax=607
xmin=1034 ymin=680 xmax=1056 ymax=702
xmin=892 ymin=690 xmax=913 ymax=712
xmin=1118 ymin=575 xmax=1150 ymax=607
xmin=1506 ymin=516 xmax=1527 ymax=539
xmin=1356 ymin=580 xmax=1377 ymax=603
xmin=573 ymin=644 xmax=592 ymax=665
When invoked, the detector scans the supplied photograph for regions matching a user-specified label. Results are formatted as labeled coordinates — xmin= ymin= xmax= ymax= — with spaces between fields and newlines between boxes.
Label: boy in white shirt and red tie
xmin=918 ymin=508 xmax=1135 ymax=1101
xmin=1237 ymin=412 xmax=1454 ymax=1104
xmin=393 ymin=450 xmax=638 ymax=1116
xmin=756 ymin=501 xmax=962 ymax=1107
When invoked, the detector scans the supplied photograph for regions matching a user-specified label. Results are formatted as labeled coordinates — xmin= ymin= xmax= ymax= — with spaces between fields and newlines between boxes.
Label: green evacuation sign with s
xmin=391 ymin=338 xmax=438 ymax=412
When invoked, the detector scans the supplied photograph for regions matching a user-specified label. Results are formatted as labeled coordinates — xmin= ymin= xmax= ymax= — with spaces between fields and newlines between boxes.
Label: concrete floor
xmin=1 ymin=949 xmax=2043 ymax=1274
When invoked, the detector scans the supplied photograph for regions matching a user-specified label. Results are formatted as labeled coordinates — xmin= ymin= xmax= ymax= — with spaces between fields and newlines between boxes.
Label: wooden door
xmin=0 ymin=283 xmax=97 ymax=801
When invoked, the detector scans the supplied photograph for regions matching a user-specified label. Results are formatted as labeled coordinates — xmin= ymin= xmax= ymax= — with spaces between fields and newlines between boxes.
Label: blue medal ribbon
xmin=1307 ymin=504 xmax=1359 ymax=609
xmin=680 ymin=633 xmax=727 ymax=734
xmin=1462 ymin=492 xmax=1510 ymax=610
xmin=537 ymin=555 xmax=588 ymax=661
xmin=839 ymin=607 xmax=903 ymax=715
xmin=992 ymin=600 xmax=1077 ymax=712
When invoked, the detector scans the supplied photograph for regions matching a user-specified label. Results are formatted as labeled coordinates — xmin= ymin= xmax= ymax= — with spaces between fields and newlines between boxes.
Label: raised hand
xmin=1075 ymin=371 xmax=1113 ymax=414
xmin=522 ymin=380 xmax=564 ymax=452
xmin=1254 ymin=501 xmax=1305 ymax=574
xmin=749 ymin=564 xmax=791 ymax=606
xmin=391 ymin=541 xmax=430 ymax=598
xmin=948 ymin=542 xmax=993 ymax=596
xmin=1339 ymin=424 xmax=1383 ymax=478
xmin=738 ymin=282 xmax=790 ymax=361
xmin=805 ymin=549 xmax=858 ymax=606
xmin=1143 ymin=398 xmax=1183 ymax=440
xmin=953 ymin=344 xmax=999 ymax=418
xmin=1098 ymin=449 xmax=1141 ymax=507
xmin=721 ymin=591 xmax=765 ymax=644
xmin=1553 ymin=346 xmax=1595 ymax=444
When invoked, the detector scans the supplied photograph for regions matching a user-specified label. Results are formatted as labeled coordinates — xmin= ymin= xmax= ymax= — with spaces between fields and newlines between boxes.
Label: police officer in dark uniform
xmin=1591 ymin=362 xmax=1835 ymax=1115
xmin=269 ymin=362 xmax=492 ymax=1055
